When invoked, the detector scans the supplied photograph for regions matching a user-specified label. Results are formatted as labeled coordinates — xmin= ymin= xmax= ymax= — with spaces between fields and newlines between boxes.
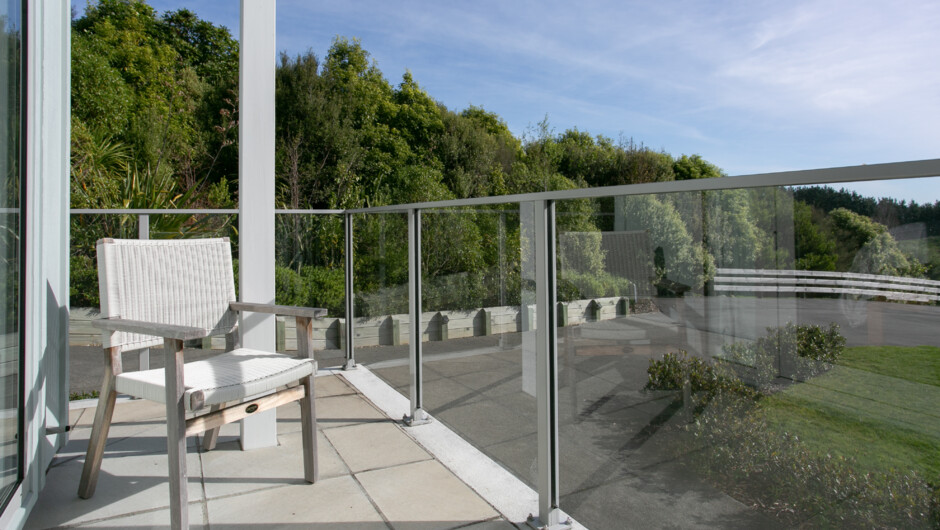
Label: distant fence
xmin=69 ymin=296 xmax=629 ymax=351
xmin=714 ymin=268 xmax=940 ymax=303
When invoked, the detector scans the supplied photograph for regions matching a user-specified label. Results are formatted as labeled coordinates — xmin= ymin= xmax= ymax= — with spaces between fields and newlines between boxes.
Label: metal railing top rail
xmin=276 ymin=209 xmax=345 ymax=215
xmin=346 ymin=158 xmax=940 ymax=214
xmin=71 ymin=208 xmax=238 ymax=215
xmin=71 ymin=208 xmax=345 ymax=215
xmin=418 ymin=207 xmax=520 ymax=215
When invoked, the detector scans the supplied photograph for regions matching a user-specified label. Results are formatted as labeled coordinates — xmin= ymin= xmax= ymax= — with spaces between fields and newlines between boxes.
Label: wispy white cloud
xmin=713 ymin=1 xmax=940 ymax=113
xmin=141 ymin=0 xmax=940 ymax=197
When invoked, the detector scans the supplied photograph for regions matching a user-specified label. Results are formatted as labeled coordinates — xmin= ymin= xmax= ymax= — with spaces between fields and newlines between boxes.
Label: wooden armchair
xmin=77 ymin=238 xmax=326 ymax=529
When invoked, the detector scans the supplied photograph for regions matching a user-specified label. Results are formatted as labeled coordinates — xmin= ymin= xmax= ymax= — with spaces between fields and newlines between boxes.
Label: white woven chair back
xmin=97 ymin=238 xmax=238 ymax=353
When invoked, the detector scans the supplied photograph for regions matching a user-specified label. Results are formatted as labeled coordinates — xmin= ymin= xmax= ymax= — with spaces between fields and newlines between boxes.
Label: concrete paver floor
xmin=26 ymin=374 xmax=519 ymax=529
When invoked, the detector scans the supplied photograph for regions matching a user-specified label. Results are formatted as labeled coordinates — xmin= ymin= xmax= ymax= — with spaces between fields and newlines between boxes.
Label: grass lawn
xmin=758 ymin=345 xmax=940 ymax=480
xmin=837 ymin=344 xmax=940 ymax=387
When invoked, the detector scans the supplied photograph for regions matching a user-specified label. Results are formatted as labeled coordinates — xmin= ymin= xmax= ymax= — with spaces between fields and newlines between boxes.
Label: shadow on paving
xmin=360 ymin=312 xmax=779 ymax=529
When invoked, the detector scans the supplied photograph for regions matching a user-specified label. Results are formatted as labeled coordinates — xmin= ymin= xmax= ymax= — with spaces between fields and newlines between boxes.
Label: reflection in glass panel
xmin=353 ymin=212 xmax=411 ymax=397
xmin=274 ymin=213 xmax=345 ymax=366
xmin=0 ymin=0 xmax=21 ymax=507
xmin=557 ymin=179 xmax=940 ymax=528
xmin=420 ymin=206 xmax=538 ymax=487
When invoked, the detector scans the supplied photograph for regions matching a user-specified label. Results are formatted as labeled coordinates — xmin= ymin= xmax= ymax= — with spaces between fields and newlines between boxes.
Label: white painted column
xmin=238 ymin=0 xmax=278 ymax=450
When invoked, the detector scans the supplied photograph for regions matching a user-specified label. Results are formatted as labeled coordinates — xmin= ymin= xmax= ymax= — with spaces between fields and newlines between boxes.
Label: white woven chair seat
xmin=115 ymin=349 xmax=316 ymax=411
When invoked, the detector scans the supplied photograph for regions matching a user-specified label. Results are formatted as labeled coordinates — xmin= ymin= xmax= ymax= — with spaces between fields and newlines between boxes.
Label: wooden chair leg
xmin=202 ymin=405 xmax=223 ymax=451
xmin=296 ymin=316 xmax=319 ymax=483
xmin=300 ymin=374 xmax=318 ymax=483
xmin=78 ymin=347 xmax=122 ymax=499
xmin=202 ymin=330 xmax=238 ymax=453
xmin=164 ymin=339 xmax=189 ymax=530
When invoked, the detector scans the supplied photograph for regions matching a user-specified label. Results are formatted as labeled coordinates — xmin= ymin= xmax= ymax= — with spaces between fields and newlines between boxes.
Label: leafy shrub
xmin=274 ymin=265 xmax=345 ymax=317
xmin=557 ymin=270 xmax=632 ymax=302
xmin=69 ymin=390 xmax=99 ymax=401
xmin=796 ymin=321 xmax=846 ymax=363
xmin=721 ymin=322 xmax=845 ymax=388
xmin=687 ymin=397 xmax=939 ymax=528
xmin=423 ymin=270 xmax=487 ymax=311
xmin=70 ymin=254 xmax=100 ymax=308
xmin=645 ymin=350 xmax=752 ymax=399
xmin=649 ymin=323 xmax=934 ymax=527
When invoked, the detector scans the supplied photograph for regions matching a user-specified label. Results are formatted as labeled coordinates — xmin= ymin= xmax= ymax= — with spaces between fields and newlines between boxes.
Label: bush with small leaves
xmin=721 ymin=322 xmax=845 ymax=388
xmin=686 ymin=398 xmax=938 ymax=528
xmin=645 ymin=350 xmax=752 ymax=400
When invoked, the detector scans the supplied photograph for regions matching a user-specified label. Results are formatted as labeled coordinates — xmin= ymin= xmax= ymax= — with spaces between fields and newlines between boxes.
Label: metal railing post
xmin=138 ymin=213 xmax=150 ymax=371
xmin=498 ymin=211 xmax=506 ymax=306
xmin=404 ymin=208 xmax=430 ymax=426
xmin=343 ymin=212 xmax=356 ymax=369
xmin=138 ymin=213 xmax=149 ymax=240
xmin=529 ymin=199 xmax=570 ymax=529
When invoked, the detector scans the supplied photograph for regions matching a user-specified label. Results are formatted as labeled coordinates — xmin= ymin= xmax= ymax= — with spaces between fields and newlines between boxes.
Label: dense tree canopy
xmin=69 ymin=1 xmax=935 ymax=312
xmin=71 ymin=2 xmax=735 ymax=214
xmin=795 ymin=185 xmax=940 ymax=237
xmin=71 ymin=0 xmax=238 ymax=210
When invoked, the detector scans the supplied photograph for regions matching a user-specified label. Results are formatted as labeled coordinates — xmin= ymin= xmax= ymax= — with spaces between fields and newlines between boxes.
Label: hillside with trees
xmin=69 ymin=0 xmax=938 ymax=313
xmin=70 ymin=0 xmax=732 ymax=214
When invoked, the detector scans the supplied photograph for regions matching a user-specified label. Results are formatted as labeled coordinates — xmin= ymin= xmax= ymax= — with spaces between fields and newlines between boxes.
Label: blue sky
xmin=74 ymin=0 xmax=940 ymax=202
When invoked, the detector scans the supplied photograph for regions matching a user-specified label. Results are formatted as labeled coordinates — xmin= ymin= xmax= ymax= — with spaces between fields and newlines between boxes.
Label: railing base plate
xmin=526 ymin=514 xmax=572 ymax=530
xmin=402 ymin=410 xmax=431 ymax=427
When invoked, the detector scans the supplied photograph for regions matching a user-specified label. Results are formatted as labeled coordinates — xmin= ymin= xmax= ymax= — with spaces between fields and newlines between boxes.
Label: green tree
xmin=619 ymin=194 xmax=712 ymax=291
xmin=70 ymin=1 xmax=239 ymax=304
xmin=275 ymin=49 xmax=364 ymax=210
xmin=673 ymin=154 xmax=724 ymax=180
xmin=72 ymin=0 xmax=239 ymax=205
xmin=829 ymin=208 xmax=925 ymax=277
xmin=793 ymin=201 xmax=837 ymax=271
xmin=555 ymin=130 xmax=678 ymax=187
xmin=437 ymin=107 xmax=518 ymax=198
xmin=703 ymin=189 xmax=761 ymax=269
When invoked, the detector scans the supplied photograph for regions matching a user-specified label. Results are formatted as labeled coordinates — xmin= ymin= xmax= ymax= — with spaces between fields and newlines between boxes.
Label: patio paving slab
xmin=458 ymin=521 xmax=520 ymax=530
xmin=25 ymin=439 xmax=203 ymax=528
xmin=200 ymin=429 xmax=349 ymax=500
xmin=315 ymin=393 xmax=388 ymax=428
xmin=71 ymin=398 xmax=169 ymax=430
xmin=60 ymin=502 xmax=207 ymax=529
xmin=324 ymin=421 xmax=431 ymax=473
xmin=355 ymin=459 xmax=500 ymax=530
xmin=206 ymin=475 xmax=386 ymax=529
xmin=314 ymin=372 xmax=358 ymax=398
xmin=561 ymin=462 xmax=781 ymax=530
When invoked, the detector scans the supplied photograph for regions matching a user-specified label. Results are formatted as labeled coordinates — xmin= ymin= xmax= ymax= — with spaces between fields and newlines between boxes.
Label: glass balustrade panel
xmin=555 ymin=178 xmax=940 ymax=529
xmin=353 ymin=212 xmax=411 ymax=397
xmin=420 ymin=205 xmax=538 ymax=487
xmin=274 ymin=213 xmax=345 ymax=365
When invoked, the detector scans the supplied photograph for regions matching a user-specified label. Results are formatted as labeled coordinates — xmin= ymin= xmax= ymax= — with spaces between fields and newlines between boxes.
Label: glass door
xmin=0 ymin=0 xmax=23 ymax=511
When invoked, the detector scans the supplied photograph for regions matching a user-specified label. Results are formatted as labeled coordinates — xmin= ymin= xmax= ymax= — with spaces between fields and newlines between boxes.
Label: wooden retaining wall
xmin=69 ymin=295 xmax=632 ymax=350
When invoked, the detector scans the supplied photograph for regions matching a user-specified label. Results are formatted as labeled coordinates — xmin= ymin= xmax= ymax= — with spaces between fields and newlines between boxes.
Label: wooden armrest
xmin=229 ymin=302 xmax=328 ymax=319
xmin=91 ymin=318 xmax=209 ymax=341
